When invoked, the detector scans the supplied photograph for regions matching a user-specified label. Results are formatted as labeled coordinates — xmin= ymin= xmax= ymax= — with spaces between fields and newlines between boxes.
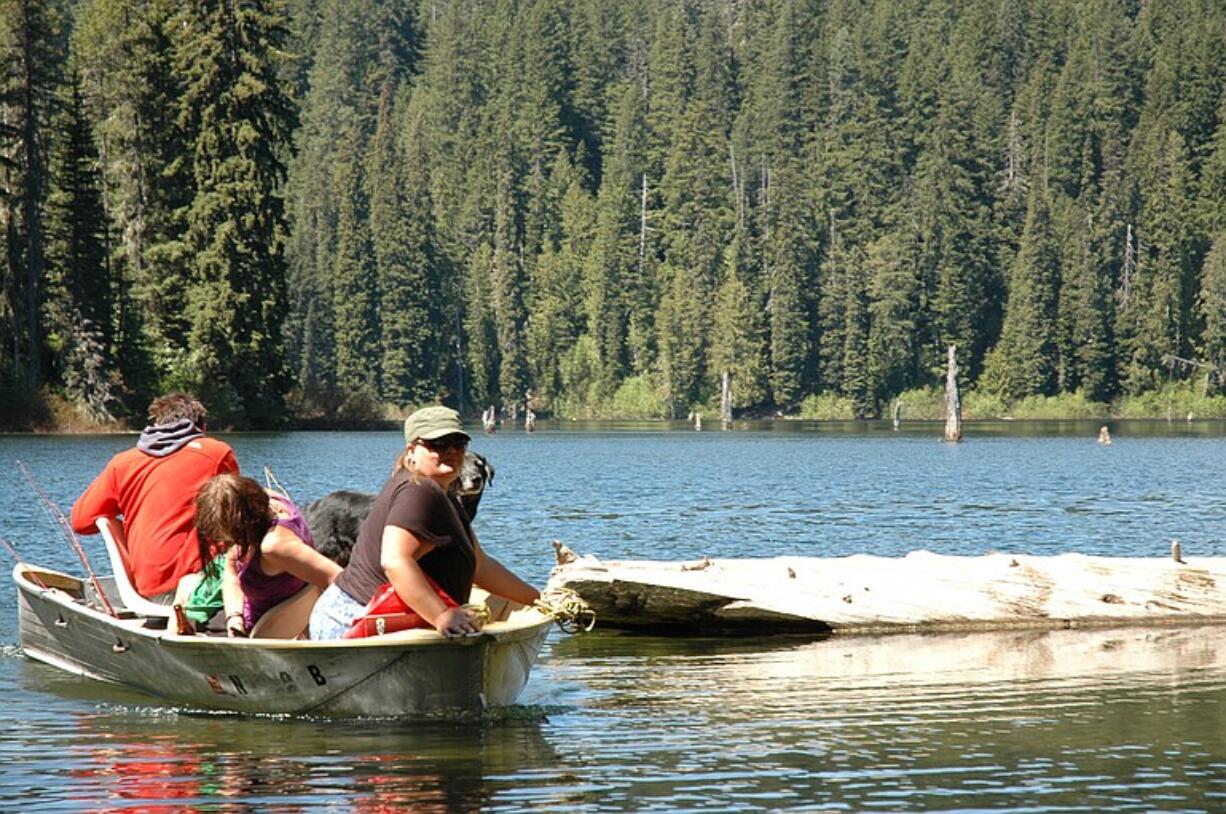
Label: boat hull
xmin=15 ymin=565 xmax=552 ymax=716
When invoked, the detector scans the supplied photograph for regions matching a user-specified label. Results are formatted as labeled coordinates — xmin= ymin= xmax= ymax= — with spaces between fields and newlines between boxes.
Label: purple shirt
xmin=239 ymin=494 xmax=314 ymax=629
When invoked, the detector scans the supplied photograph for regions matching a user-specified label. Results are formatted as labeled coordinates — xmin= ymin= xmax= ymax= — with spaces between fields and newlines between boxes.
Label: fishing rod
xmin=16 ymin=459 xmax=118 ymax=617
xmin=263 ymin=465 xmax=293 ymax=502
xmin=0 ymin=535 xmax=49 ymax=589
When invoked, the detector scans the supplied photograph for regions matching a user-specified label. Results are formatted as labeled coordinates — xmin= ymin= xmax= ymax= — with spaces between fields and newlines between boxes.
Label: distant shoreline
xmin=6 ymin=414 xmax=1226 ymax=436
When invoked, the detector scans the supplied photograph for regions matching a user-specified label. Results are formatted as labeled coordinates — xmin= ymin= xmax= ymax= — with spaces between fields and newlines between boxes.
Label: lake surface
xmin=3 ymin=421 xmax=1226 ymax=811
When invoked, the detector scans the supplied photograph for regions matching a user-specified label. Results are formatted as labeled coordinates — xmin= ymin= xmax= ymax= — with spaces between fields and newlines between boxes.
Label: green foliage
xmin=961 ymin=389 xmax=1010 ymax=421
xmin=171 ymin=0 xmax=297 ymax=427
xmin=608 ymin=375 xmax=667 ymax=420
xmin=1005 ymin=392 xmax=1111 ymax=420
xmin=1114 ymin=381 xmax=1226 ymax=419
xmin=797 ymin=393 xmax=857 ymax=420
xmin=889 ymin=385 xmax=948 ymax=421
xmin=12 ymin=0 xmax=1226 ymax=427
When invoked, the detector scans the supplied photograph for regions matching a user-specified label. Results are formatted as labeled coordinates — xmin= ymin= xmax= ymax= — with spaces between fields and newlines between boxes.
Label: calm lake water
xmin=3 ymin=421 xmax=1226 ymax=811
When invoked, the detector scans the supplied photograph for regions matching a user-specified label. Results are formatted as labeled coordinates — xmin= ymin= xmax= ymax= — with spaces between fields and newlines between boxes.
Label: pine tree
xmin=841 ymin=248 xmax=873 ymax=416
xmin=1119 ymin=125 xmax=1198 ymax=393
xmin=1055 ymin=198 xmax=1115 ymax=401
xmin=371 ymin=89 xmax=441 ymax=409
xmin=72 ymin=0 xmax=191 ymax=405
xmin=490 ymin=164 xmax=529 ymax=411
xmin=463 ymin=243 xmax=496 ymax=408
xmin=764 ymin=158 xmax=815 ymax=406
xmin=1198 ymin=234 xmax=1226 ymax=384
xmin=44 ymin=70 xmax=113 ymax=419
xmin=866 ymin=224 xmax=927 ymax=405
xmin=984 ymin=184 xmax=1062 ymax=400
xmin=708 ymin=225 xmax=768 ymax=409
xmin=331 ymin=127 xmax=377 ymax=399
xmin=172 ymin=0 xmax=296 ymax=426
xmin=527 ymin=151 xmax=593 ymax=412
xmin=0 ymin=0 xmax=62 ymax=390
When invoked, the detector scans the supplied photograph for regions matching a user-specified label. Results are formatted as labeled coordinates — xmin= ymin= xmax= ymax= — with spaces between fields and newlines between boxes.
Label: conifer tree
xmin=172 ymin=0 xmax=296 ymax=426
xmin=841 ymin=250 xmax=873 ymax=417
xmin=0 ymin=0 xmax=62 ymax=390
xmin=1198 ymin=234 xmax=1226 ymax=384
xmin=490 ymin=164 xmax=529 ymax=411
xmin=73 ymin=0 xmax=191 ymax=404
xmin=44 ymin=71 xmax=113 ymax=418
xmin=370 ymin=89 xmax=440 ymax=409
xmin=866 ymin=225 xmax=926 ymax=406
xmin=331 ymin=127 xmax=377 ymax=399
xmin=527 ymin=152 xmax=593 ymax=411
xmin=1119 ymin=126 xmax=1197 ymax=392
xmin=708 ymin=225 xmax=768 ymax=409
xmin=984 ymin=184 xmax=1062 ymax=400
xmin=764 ymin=159 xmax=815 ymax=406
xmin=463 ymin=243 xmax=496 ymax=408
xmin=1055 ymin=199 xmax=1116 ymax=401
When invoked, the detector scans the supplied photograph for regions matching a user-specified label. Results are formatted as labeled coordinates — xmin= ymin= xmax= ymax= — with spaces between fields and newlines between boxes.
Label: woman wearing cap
xmin=308 ymin=405 xmax=540 ymax=639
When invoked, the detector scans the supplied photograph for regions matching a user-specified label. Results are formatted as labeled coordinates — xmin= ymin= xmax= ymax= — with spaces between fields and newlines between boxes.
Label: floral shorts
xmin=308 ymin=582 xmax=365 ymax=640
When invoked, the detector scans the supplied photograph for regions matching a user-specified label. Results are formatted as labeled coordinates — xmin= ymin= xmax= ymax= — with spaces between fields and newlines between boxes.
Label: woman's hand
xmin=434 ymin=606 xmax=483 ymax=637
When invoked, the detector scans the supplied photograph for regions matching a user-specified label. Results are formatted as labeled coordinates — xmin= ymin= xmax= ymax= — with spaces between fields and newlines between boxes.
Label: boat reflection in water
xmin=33 ymin=689 xmax=562 ymax=812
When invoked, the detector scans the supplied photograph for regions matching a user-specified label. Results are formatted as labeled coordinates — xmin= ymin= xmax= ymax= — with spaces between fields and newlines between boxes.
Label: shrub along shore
xmin=5 ymin=381 xmax=1225 ymax=433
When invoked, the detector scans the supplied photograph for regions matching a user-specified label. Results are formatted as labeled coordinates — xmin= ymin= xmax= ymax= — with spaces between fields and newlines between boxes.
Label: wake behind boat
xmin=13 ymin=563 xmax=553 ymax=717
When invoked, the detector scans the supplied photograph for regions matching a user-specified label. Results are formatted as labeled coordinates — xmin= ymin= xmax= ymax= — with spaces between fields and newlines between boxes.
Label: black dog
xmin=305 ymin=450 xmax=494 ymax=567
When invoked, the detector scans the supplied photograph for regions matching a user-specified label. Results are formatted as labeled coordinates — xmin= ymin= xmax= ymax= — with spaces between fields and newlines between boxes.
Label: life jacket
xmin=342 ymin=576 xmax=458 ymax=638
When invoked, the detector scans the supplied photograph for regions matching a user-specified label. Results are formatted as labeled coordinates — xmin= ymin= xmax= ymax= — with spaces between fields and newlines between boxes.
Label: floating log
xmin=545 ymin=543 xmax=1226 ymax=635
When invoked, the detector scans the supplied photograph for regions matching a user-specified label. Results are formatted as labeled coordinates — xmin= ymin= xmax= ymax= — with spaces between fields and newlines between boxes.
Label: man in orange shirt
xmin=71 ymin=393 xmax=239 ymax=601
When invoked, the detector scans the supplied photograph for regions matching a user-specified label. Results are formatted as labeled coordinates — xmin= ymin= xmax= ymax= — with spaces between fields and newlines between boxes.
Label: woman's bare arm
xmin=380 ymin=525 xmax=481 ymax=636
xmin=222 ymin=546 xmax=245 ymax=636
xmin=472 ymin=540 xmax=540 ymax=606
xmin=260 ymin=525 xmax=342 ymax=587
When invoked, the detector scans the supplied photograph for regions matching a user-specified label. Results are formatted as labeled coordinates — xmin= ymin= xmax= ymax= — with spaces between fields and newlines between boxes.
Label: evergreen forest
xmin=3 ymin=0 xmax=1226 ymax=428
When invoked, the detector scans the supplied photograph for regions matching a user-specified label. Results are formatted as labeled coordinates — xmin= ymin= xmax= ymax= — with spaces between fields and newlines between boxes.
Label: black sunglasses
xmin=419 ymin=435 xmax=469 ymax=452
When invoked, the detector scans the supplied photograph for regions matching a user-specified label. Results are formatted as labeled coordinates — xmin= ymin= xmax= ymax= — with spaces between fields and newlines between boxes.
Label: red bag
xmin=342 ymin=576 xmax=457 ymax=639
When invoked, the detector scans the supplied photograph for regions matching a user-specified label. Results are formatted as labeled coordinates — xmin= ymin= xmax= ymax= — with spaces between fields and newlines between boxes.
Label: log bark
xmin=546 ymin=547 xmax=1226 ymax=635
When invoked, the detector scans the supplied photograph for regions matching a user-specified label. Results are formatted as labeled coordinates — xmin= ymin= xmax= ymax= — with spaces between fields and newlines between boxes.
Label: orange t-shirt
xmin=70 ymin=437 xmax=238 ymax=597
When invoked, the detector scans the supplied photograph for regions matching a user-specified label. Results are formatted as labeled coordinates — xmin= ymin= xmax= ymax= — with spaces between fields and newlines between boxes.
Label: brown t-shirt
xmin=334 ymin=470 xmax=477 ymax=606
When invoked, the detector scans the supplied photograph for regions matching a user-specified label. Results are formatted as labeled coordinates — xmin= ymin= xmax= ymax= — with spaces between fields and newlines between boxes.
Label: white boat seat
xmin=248 ymin=583 xmax=322 ymax=639
xmin=95 ymin=517 xmax=173 ymax=618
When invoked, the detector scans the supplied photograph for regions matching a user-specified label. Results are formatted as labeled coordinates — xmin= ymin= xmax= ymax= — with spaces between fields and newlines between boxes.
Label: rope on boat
xmin=462 ymin=602 xmax=492 ymax=628
xmin=534 ymin=587 xmax=596 ymax=634
xmin=17 ymin=459 xmax=117 ymax=616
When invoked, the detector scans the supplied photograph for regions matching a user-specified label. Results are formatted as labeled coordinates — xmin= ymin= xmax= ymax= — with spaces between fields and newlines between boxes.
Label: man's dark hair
xmin=147 ymin=393 xmax=208 ymax=427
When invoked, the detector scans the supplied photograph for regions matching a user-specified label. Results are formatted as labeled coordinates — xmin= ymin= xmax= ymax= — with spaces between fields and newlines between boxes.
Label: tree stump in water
xmin=944 ymin=344 xmax=962 ymax=443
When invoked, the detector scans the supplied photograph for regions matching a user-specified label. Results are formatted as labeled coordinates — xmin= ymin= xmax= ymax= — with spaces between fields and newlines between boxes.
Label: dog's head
xmin=458 ymin=450 xmax=494 ymax=497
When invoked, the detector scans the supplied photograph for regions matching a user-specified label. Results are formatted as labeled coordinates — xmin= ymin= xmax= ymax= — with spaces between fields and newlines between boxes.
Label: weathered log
xmin=721 ymin=371 xmax=732 ymax=431
xmin=944 ymin=344 xmax=961 ymax=442
xmin=546 ymin=545 xmax=1226 ymax=635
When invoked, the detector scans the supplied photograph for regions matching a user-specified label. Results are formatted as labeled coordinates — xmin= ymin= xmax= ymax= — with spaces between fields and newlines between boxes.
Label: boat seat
xmin=95 ymin=517 xmax=173 ymax=618
xmin=249 ymin=583 xmax=322 ymax=639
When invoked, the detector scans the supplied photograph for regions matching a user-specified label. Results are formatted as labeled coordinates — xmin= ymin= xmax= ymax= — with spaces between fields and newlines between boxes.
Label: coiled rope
xmin=533 ymin=588 xmax=597 ymax=633
xmin=461 ymin=602 xmax=492 ymax=628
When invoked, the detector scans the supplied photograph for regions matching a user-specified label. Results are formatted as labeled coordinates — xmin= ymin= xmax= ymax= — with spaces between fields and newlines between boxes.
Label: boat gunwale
xmin=14 ymin=563 xmax=554 ymax=652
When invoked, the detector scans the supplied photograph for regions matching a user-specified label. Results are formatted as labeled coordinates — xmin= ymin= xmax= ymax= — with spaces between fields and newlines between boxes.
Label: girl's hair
xmin=195 ymin=474 xmax=274 ymax=566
